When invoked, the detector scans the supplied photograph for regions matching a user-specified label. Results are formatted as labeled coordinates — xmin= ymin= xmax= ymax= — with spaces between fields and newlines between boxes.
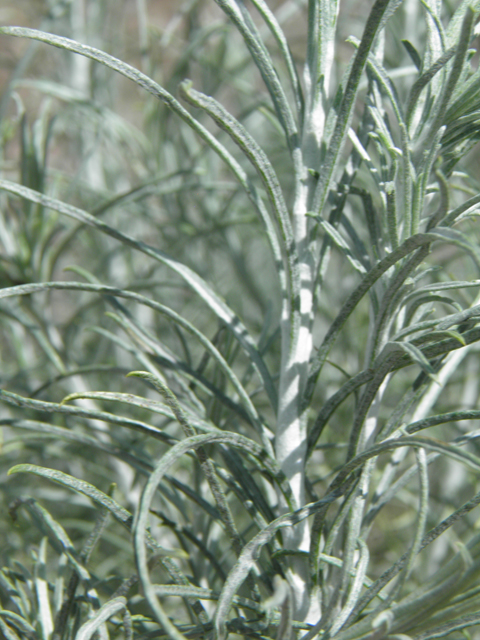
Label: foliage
xmin=1 ymin=1 xmax=480 ymax=639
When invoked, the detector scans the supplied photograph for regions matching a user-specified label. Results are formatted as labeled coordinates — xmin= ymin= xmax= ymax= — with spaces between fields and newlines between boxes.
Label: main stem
xmin=274 ymin=0 xmax=338 ymax=622
xmin=275 ymin=177 xmax=320 ymax=622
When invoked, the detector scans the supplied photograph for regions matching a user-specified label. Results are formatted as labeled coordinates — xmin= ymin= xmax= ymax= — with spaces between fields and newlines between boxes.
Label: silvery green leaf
xmin=75 ymin=598 xmax=127 ymax=640
xmin=402 ymin=39 xmax=422 ymax=70
xmin=379 ymin=341 xmax=436 ymax=378
xmin=317 ymin=219 xmax=367 ymax=274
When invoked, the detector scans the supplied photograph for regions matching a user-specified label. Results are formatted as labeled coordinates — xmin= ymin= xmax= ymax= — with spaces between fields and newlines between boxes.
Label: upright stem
xmin=273 ymin=0 xmax=339 ymax=622
xmin=275 ymin=217 xmax=317 ymax=621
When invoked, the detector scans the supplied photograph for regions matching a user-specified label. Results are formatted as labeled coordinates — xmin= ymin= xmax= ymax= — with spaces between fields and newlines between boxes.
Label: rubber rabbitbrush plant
xmin=1 ymin=1 xmax=480 ymax=639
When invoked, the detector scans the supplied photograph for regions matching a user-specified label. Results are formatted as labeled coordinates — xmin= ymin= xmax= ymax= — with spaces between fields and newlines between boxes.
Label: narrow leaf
xmin=34 ymin=538 xmax=53 ymax=640
xmin=380 ymin=341 xmax=437 ymax=378
xmin=8 ymin=464 xmax=186 ymax=557
xmin=12 ymin=499 xmax=90 ymax=582
xmin=402 ymin=39 xmax=422 ymax=69
xmin=75 ymin=598 xmax=127 ymax=640
xmin=316 ymin=219 xmax=367 ymax=274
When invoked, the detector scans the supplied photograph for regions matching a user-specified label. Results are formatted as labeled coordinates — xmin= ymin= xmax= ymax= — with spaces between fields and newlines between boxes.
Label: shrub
xmin=1 ymin=1 xmax=480 ymax=639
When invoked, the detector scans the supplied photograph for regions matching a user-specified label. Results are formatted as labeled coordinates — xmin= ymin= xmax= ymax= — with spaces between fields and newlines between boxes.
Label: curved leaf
xmin=8 ymin=464 xmax=186 ymax=558
xmin=75 ymin=597 xmax=127 ymax=640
